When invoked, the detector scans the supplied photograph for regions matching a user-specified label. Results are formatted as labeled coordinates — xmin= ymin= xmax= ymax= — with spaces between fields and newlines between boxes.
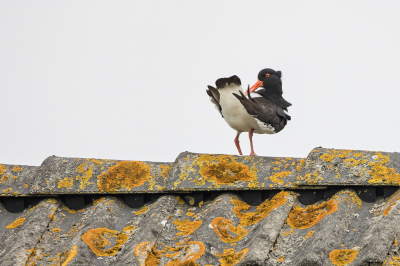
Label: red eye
xmin=265 ymin=73 xmax=270 ymax=78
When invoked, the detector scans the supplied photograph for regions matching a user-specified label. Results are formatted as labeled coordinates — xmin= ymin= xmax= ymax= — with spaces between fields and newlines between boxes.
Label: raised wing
xmin=206 ymin=85 xmax=223 ymax=117
xmin=233 ymin=89 xmax=291 ymax=133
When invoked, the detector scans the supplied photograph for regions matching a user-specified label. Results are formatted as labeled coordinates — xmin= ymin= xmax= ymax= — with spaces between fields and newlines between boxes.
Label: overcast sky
xmin=1 ymin=1 xmax=399 ymax=166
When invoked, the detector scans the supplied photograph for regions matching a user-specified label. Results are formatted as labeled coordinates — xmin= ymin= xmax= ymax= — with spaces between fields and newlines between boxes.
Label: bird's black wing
xmin=233 ymin=90 xmax=291 ymax=133
xmin=206 ymin=85 xmax=223 ymax=118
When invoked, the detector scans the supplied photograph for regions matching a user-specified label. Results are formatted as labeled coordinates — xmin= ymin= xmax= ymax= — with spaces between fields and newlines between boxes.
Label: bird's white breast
xmin=219 ymin=84 xmax=260 ymax=133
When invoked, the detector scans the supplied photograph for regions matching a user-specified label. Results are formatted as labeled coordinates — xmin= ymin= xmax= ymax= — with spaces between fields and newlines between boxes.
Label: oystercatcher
xmin=206 ymin=68 xmax=291 ymax=156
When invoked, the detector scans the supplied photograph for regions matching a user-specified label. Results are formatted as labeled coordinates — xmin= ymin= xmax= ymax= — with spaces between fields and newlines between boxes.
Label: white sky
xmin=1 ymin=1 xmax=399 ymax=166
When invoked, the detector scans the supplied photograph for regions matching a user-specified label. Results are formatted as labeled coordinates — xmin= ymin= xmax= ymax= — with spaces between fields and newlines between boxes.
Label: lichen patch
xmin=211 ymin=217 xmax=247 ymax=243
xmin=329 ymin=249 xmax=358 ymax=265
xmin=215 ymin=248 xmax=248 ymax=266
xmin=173 ymin=219 xmax=202 ymax=236
xmin=231 ymin=191 xmax=289 ymax=226
xmin=6 ymin=217 xmax=25 ymax=229
xmin=97 ymin=161 xmax=151 ymax=192
xmin=287 ymin=199 xmax=338 ymax=229
xmin=194 ymin=155 xmax=257 ymax=185
xmin=82 ymin=228 xmax=129 ymax=256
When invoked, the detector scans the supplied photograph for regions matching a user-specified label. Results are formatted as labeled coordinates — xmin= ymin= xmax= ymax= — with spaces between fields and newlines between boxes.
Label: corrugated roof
xmin=0 ymin=147 xmax=399 ymax=265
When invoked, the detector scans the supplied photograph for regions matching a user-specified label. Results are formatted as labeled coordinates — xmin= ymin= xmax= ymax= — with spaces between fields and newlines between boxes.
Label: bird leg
xmin=249 ymin=128 xmax=257 ymax=156
xmin=234 ymin=132 xmax=243 ymax=155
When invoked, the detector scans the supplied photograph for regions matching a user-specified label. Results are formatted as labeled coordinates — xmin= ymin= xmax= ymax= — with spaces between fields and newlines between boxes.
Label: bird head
xmin=248 ymin=68 xmax=282 ymax=94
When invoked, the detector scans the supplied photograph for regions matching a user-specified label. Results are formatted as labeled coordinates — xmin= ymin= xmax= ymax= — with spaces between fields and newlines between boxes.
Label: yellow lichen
xmin=296 ymin=159 xmax=306 ymax=172
xmin=194 ymin=155 xmax=257 ymax=185
xmin=215 ymin=248 xmax=248 ymax=266
xmin=82 ymin=228 xmax=129 ymax=256
xmin=6 ymin=217 xmax=25 ymax=229
xmin=176 ymin=196 xmax=186 ymax=205
xmin=97 ymin=161 xmax=151 ymax=192
xmin=135 ymin=206 xmax=149 ymax=215
xmin=320 ymin=150 xmax=353 ymax=162
xmin=231 ymin=191 xmax=289 ymax=226
xmin=160 ymin=164 xmax=172 ymax=179
xmin=60 ymin=246 xmax=78 ymax=266
xmin=383 ymin=196 xmax=400 ymax=216
xmin=329 ymin=249 xmax=358 ymax=265
xmin=58 ymin=177 xmax=74 ymax=188
xmin=268 ymin=171 xmax=292 ymax=185
xmin=287 ymin=199 xmax=338 ymax=229
xmin=211 ymin=217 xmax=247 ymax=243
xmin=0 ymin=164 xmax=6 ymax=175
xmin=12 ymin=165 xmax=23 ymax=172
xmin=173 ymin=219 xmax=202 ymax=236
xmin=384 ymin=256 xmax=400 ymax=265
xmin=79 ymin=165 xmax=93 ymax=189
xmin=305 ymin=230 xmax=315 ymax=238
xmin=135 ymin=242 xmax=164 ymax=266
xmin=165 ymin=241 xmax=205 ymax=265
xmin=368 ymin=153 xmax=400 ymax=185
xmin=135 ymin=240 xmax=205 ymax=266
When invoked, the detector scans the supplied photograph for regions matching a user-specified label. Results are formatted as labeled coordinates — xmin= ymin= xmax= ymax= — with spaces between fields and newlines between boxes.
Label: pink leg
xmin=234 ymin=132 xmax=243 ymax=155
xmin=249 ymin=128 xmax=257 ymax=156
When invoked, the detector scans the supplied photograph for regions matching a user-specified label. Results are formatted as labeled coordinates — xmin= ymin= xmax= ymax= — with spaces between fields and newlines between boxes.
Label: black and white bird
xmin=206 ymin=68 xmax=291 ymax=156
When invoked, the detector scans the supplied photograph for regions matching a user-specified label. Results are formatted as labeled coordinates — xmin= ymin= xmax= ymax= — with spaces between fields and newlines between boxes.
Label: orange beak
xmin=248 ymin=80 xmax=263 ymax=94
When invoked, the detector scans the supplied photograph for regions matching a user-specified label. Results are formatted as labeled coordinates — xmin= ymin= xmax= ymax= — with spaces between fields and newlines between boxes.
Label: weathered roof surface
xmin=1 ymin=147 xmax=399 ymax=196
xmin=0 ymin=147 xmax=400 ymax=265
xmin=1 ymin=190 xmax=400 ymax=265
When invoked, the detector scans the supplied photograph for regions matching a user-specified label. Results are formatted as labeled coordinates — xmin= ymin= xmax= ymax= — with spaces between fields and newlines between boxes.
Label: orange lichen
xmin=320 ymin=150 xmax=353 ymax=162
xmin=287 ymin=199 xmax=337 ymax=229
xmin=135 ymin=206 xmax=149 ymax=215
xmin=165 ymin=241 xmax=205 ymax=265
xmin=52 ymin=228 xmax=62 ymax=233
xmin=296 ymin=159 xmax=306 ymax=172
xmin=384 ymin=256 xmax=400 ymax=265
xmin=82 ymin=228 xmax=129 ymax=256
xmin=97 ymin=161 xmax=151 ymax=191
xmin=383 ymin=196 xmax=400 ymax=216
xmin=12 ymin=165 xmax=23 ymax=172
xmin=136 ymin=240 xmax=205 ymax=266
xmin=176 ymin=196 xmax=186 ymax=205
xmin=367 ymin=153 xmax=400 ymax=185
xmin=215 ymin=248 xmax=248 ymax=266
xmin=305 ymin=230 xmax=315 ymax=238
xmin=166 ymin=260 xmax=198 ymax=266
xmin=195 ymin=155 xmax=257 ymax=185
xmin=231 ymin=191 xmax=288 ymax=226
xmin=211 ymin=217 xmax=247 ymax=243
xmin=135 ymin=242 xmax=164 ymax=266
xmin=277 ymin=256 xmax=284 ymax=262
xmin=58 ymin=177 xmax=74 ymax=188
xmin=49 ymin=214 xmax=56 ymax=221
xmin=6 ymin=217 xmax=25 ymax=229
xmin=268 ymin=171 xmax=291 ymax=185
xmin=160 ymin=164 xmax=172 ymax=179
xmin=24 ymin=184 xmax=28 ymax=188
xmin=0 ymin=164 xmax=6 ymax=175
xmin=173 ymin=219 xmax=202 ymax=236
xmin=60 ymin=246 xmax=78 ymax=266
xmin=329 ymin=249 xmax=358 ymax=265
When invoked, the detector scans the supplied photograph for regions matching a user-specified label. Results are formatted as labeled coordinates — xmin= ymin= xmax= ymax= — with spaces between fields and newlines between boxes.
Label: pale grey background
xmin=1 ymin=1 xmax=399 ymax=166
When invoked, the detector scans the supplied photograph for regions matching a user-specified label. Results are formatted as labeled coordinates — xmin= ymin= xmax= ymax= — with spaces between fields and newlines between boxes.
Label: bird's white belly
xmin=219 ymin=87 xmax=261 ymax=133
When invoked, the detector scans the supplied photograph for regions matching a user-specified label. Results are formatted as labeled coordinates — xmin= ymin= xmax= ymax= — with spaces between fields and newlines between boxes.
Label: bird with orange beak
xmin=206 ymin=68 xmax=291 ymax=156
